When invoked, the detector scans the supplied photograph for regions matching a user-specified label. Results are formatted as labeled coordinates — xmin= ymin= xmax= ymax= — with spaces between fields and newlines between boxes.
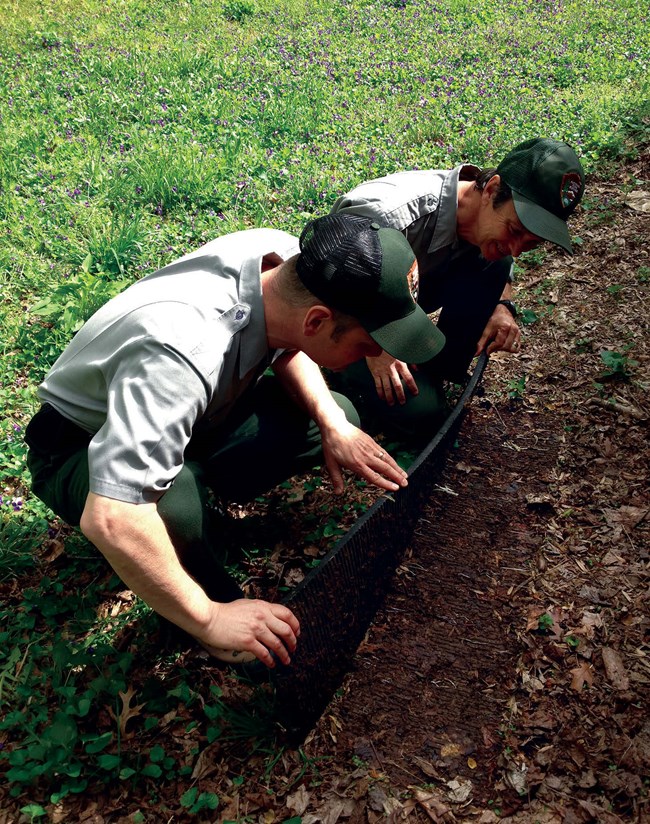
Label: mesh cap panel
xmin=297 ymin=214 xmax=383 ymax=316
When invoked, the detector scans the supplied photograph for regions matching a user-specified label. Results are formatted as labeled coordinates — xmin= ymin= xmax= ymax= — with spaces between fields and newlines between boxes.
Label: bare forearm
xmin=273 ymin=350 xmax=346 ymax=431
xmin=500 ymin=282 xmax=513 ymax=300
xmin=272 ymin=351 xmax=407 ymax=494
xmin=80 ymin=492 xmax=213 ymax=637
xmin=80 ymin=492 xmax=301 ymax=666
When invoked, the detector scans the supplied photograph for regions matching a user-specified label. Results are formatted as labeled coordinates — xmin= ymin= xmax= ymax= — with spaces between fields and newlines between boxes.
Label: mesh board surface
xmin=270 ymin=354 xmax=489 ymax=741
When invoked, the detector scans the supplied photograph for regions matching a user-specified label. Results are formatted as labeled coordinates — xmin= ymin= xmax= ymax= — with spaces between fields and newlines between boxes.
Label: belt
xmin=24 ymin=403 xmax=93 ymax=456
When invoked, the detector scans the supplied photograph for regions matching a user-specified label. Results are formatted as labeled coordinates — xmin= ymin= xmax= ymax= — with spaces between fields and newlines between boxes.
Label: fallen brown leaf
xmin=191 ymin=744 xmax=221 ymax=780
xmin=440 ymin=742 xmax=463 ymax=758
xmin=603 ymin=504 xmax=649 ymax=529
xmin=286 ymin=784 xmax=310 ymax=816
xmin=411 ymin=788 xmax=454 ymax=822
xmin=108 ymin=685 xmax=145 ymax=738
xmin=570 ymin=662 xmax=595 ymax=692
xmin=624 ymin=190 xmax=650 ymax=213
xmin=412 ymin=754 xmax=446 ymax=782
xmin=601 ymin=647 xmax=630 ymax=690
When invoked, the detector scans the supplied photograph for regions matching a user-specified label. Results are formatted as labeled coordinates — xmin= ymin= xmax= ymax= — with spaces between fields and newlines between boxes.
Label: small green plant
xmin=598 ymin=347 xmax=638 ymax=380
xmin=519 ymin=308 xmax=539 ymax=325
xmin=19 ymin=804 xmax=48 ymax=822
xmin=586 ymin=200 xmax=618 ymax=226
xmin=302 ymin=475 xmax=323 ymax=494
xmin=537 ymin=613 xmax=554 ymax=633
xmin=306 ymin=515 xmax=345 ymax=542
xmin=180 ymin=787 xmax=220 ymax=815
xmin=380 ymin=439 xmax=418 ymax=470
xmin=223 ymin=0 xmax=256 ymax=21
xmin=520 ymin=247 xmax=548 ymax=267
xmin=20 ymin=264 xmax=129 ymax=377
xmin=574 ymin=337 xmax=593 ymax=354
xmin=606 ymin=283 xmax=623 ymax=297
xmin=526 ymin=281 xmax=556 ymax=319
xmin=636 ymin=265 xmax=650 ymax=284
xmin=507 ymin=374 xmax=527 ymax=399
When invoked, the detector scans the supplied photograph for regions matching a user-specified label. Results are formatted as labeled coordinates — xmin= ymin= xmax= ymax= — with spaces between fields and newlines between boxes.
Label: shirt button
xmin=235 ymin=309 xmax=245 ymax=320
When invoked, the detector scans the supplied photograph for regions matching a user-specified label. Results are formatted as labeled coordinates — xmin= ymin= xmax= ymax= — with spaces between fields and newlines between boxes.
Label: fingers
xmin=377 ymin=376 xmax=403 ymax=406
xmin=480 ymin=317 xmax=522 ymax=356
xmin=321 ymin=423 xmax=408 ymax=493
xmin=324 ymin=454 xmax=346 ymax=495
xmin=486 ymin=327 xmax=522 ymax=355
xmin=398 ymin=365 xmax=419 ymax=398
xmin=363 ymin=446 xmax=408 ymax=491
xmin=373 ymin=373 xmax=392 ymax=404
xmin=260 ymin=609 xmax=301 ymax=666
xmin=250 ymin=604 xmax=300 ymax=667
xmin=204 ymin=600 xmax=301 ymax=669
xmin=479 ymin=304 xmax=522 ymax=356
xmin=373 ymin=369 xmax=416 ymax=406
xmin=327 ymin=446 xmax=405 ymax=493
xmin=368 ymin=356 xmax=418 ymax=406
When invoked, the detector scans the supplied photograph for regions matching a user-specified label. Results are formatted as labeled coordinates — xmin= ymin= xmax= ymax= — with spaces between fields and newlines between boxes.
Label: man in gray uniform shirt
xmin=331 ymin=138 xmax=585 ymax=437
xmin=25 ymin=214 xmax=444 ymax=668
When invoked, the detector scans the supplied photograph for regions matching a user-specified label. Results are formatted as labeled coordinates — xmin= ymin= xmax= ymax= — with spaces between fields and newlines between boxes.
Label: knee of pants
xmin=329 ymin=362 xmax=446 ymax=437
xmin=381 ymin=380 xmax=448 ymax=438
xmin=330 ymin=390 xmax=360 ymax=428
xmin=156 ymin=463 xmax=210 ymax=548
xmin=27 ymin=447 xmax=90 ymax=527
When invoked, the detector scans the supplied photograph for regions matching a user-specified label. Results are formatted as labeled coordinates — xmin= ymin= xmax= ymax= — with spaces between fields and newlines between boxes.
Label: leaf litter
xmin=0 ymin=149 xmax=648 ymax=822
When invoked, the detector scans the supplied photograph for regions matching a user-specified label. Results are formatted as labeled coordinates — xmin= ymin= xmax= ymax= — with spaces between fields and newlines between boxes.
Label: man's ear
xmin=302 ymin=305 xmax=333 ymax=337
xmin=483 ymin=174 xmax=501 ymax=201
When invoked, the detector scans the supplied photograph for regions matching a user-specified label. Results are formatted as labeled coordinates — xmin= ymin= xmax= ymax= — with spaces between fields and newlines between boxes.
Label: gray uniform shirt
xmin=332 ymin=164 xmax=512 ymax=310
xmin=38 ymin=228 xmax=299 ymax=504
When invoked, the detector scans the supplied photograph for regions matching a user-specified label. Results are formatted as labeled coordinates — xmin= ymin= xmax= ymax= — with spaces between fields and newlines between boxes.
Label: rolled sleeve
xmin=88 ymin=339 xmax=209 ymax=504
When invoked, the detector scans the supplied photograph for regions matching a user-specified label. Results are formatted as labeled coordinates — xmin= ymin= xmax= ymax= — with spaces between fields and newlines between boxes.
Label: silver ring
xmin=377 ymin=451 xmax=385 ymax=459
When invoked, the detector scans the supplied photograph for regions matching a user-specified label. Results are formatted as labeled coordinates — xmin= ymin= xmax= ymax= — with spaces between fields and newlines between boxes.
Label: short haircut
xmin=474 ymin=167 xmax=513 ymax=209
xmin=276 ymin=255 xmax=359 ymax=339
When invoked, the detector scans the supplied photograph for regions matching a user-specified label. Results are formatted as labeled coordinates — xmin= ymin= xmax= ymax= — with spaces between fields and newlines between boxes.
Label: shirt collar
xmin=236 ymin=255 xmax=271 ymax=379
xmin=427 ymin=163 xmax=480 ymax=254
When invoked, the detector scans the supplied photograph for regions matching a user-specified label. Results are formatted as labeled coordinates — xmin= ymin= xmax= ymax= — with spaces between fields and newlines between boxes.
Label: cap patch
xmin=407 ymin=260 xmax=419 ymax=303
xmin=561 ymin=173 xmax=582 ymax=209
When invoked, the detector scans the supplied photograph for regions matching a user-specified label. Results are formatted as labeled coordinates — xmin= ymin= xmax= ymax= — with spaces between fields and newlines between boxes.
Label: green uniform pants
xmin=327 ymin=360 xmax=448 ymax=443
xmin=26 ymin=376 xmax=359 ymax=601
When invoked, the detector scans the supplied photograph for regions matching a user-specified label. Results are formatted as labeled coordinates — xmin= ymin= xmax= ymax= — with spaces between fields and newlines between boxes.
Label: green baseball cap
xmin=497 ymin=138 xmax=585 ymax=253
xmin=296 ymin=214 xmax=445 ymax=363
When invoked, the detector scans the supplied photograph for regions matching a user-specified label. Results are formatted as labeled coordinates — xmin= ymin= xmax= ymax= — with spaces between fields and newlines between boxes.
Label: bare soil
xmin=1 ymin=147 xmax=648 ymax=823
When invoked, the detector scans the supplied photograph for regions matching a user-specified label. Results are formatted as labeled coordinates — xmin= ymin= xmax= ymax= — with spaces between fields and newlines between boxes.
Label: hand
xmin=366 ymin=351 xmax=419 ymax=406
xmin=320 ymin=418 xmax=408 ymax=494
xmin=198 ymin=599 xmax=301 ymax=668
xmin=475 ymin=304 xmax=521 ymax=356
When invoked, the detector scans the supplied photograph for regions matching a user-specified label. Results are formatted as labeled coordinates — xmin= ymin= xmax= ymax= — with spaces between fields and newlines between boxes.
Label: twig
xmin=588 ymin=397 xmax=647 ymax=420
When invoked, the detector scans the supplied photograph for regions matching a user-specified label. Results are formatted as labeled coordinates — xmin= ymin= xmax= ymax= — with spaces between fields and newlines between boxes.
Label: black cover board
xmin=270 ymin=354 xmax=489 ymax=741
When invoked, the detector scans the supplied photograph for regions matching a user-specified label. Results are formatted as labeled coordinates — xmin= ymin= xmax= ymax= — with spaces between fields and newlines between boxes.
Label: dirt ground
xmin=287 ymin=148 xmax=650 ymax=824
xmin=1 ymin=147 xmax=648 ymax=823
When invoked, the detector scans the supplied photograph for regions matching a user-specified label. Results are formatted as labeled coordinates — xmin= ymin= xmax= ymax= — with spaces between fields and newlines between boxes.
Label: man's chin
xmin=479 ymin=247 xmax=501 ymax=262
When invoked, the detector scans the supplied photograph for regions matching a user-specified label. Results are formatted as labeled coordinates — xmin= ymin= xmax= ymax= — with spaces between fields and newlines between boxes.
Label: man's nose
xmin=510 ymin=239 xmax=525 ymax=258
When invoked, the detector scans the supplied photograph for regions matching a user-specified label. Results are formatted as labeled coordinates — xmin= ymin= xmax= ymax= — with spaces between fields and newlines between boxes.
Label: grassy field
xmin=0 ymin=0 xmax=648 ymax=816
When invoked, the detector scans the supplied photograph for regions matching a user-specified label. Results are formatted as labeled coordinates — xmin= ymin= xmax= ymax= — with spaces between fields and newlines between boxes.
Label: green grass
xmin=0 ymin=0 xmax=648 ymax=814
